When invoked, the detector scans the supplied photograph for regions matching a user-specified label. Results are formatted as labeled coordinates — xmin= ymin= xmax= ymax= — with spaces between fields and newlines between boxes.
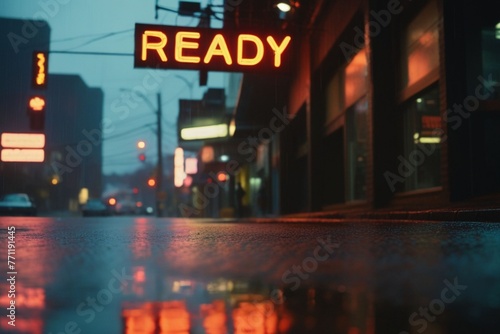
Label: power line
xmin=50 ymin=50 xmax=133 ymax=57
xmin=51 ymin=28 xmax=133 ymax=45
xmin=102 ymin=124 xmax=155 ymax=141
xmin=62 ymin=29 xmax=134 ymax=51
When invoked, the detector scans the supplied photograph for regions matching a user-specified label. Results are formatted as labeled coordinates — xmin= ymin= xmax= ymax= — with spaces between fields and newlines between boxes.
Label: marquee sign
xmin=134 ymin=23 xmax=293 ymax=73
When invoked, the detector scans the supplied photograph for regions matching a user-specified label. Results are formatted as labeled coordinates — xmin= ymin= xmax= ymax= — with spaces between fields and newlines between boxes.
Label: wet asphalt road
xmin=0 ymin=216 xmax=500 ymax=334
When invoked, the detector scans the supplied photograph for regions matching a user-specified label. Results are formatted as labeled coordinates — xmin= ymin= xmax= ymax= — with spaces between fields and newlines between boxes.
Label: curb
xmin=287 ymin=209 xmax=500 ymax=223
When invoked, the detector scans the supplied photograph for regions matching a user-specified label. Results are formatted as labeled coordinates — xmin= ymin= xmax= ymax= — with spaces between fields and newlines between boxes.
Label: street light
xmin=137 ymin=140 xmax=146 ymax=149
xmin=120 ymin=88 xmax=164 ymax=217
xmin=276 ymin=1 xmax=292 ymax=12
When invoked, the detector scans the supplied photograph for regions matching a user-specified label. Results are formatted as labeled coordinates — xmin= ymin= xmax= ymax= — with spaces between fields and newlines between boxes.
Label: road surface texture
xmin=1 ymin=216 xmax=499 ymax=333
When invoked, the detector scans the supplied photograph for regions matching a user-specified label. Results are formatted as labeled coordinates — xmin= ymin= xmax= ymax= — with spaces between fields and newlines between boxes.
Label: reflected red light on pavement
xmin=122 ymin=301 xmax=190 ymax=334
xmin=134 ymin=267 xmax=146 ymax=283
xmin=123 ymin=302 xmax=156 ymax=334
xmin=201 ymin=300 xmax=227 ymax=334
xmin=159 ymin=301 xmax=190 ymax=333
xmin=0 ymin=285 xmax=45 ymax=334
xmin=233 ymin=301 xmax=277 ymax=334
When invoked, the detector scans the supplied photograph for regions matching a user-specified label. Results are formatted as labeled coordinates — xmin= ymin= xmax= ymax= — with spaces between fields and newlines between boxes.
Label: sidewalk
xmin=288 ymin=194 xmax=500 ymax=222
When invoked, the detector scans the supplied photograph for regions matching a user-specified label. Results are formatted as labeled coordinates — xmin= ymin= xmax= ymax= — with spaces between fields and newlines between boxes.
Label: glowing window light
xmin=229 ymin=119 xmax=236 ymax=137
xmin=181 ymin=124 xmax=228 ymax=141
xmin=174 ymin=147 xmax=185 ymax=188
xmin=78 ymin=188 xmax=89 ymax=205
xmin=185 ymin=157 xmax=198 ymax=174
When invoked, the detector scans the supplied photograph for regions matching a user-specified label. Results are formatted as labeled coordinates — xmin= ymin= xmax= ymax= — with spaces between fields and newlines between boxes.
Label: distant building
xmin=0 ymin=17 xmax=51 ymax=206
xmin=0 ymin=18 xmax=103 ymax=212
xmin=45 ymin=74 xmax=104 ymax=211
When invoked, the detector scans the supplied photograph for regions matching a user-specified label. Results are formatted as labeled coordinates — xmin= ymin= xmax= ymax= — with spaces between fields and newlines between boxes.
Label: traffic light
xmin=28 ymin=96 xmax=45 ymax=131
xmin=216 ymin=172 xmax=227 ymax=183
xmin=138 ymin=153 xmax=146 ymax=162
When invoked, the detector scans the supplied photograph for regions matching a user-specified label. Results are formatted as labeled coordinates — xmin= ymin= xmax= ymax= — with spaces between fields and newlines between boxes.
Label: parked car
xmin=81 ymin=199 xmax=110 ymax=217
xmin=0 ymin=193 xmax=37 ymax=216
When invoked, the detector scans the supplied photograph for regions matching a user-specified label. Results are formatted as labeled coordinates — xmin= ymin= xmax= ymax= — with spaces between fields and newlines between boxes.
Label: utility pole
xmin=156 ymin=92 xmax=163 ymax=217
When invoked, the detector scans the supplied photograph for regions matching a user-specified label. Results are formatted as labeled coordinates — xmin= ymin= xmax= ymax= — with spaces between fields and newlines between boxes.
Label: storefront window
xmin=399 ymin=0 xmax=441 ymax=192
xmin=403 ymin=87 xmax=441 ymax=191
xmin=344 ymin=49 xmax=368 ymax=201
xmin=346 ymin=96 xmax=368 ymax=200
xmin=323 ymin=47 xmax=368 ymax=202
xmin=401 ymin=0 xmax=439 ymax=91
xmin=345 ymin=48 xmax=368 ymax=108
xmin=481 ymin=23 xmax=500 ymax=99
xmin=325 ymin=71 xmax=344 ymax=125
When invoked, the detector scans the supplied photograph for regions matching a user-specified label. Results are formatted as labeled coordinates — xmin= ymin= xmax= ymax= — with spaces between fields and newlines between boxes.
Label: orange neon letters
xmin=36 ymin=53 xmax=46 ymax=85
xmin=237 ymin=34 xmax=264 ymax=66
xmin=175 ymin=31 xmax=201 ymax=63
xmin=139 ymin=29 xmax=292 ymax=69
xmin=204 ymin=34 xmax=233 ymax=65
xmin=266 ymin=36 xmax=291 ymax=67
xmin=142 ymin=30 xmax=168 ymax=62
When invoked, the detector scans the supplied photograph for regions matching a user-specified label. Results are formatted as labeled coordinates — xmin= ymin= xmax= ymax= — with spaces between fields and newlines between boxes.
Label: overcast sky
xmin=0 ymin=0 xmax=227 ymax=174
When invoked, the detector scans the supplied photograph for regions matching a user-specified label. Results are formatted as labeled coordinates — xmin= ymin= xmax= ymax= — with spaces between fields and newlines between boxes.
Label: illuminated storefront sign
xmin=1 ymin=133 xmax=45 ymax=148
xmin=1 ymin=133 xmax=45 ymax=162
xmin=32 ymin=51 xmax=48 ymax=88
xmin=134 ymin=24 xmax=293 ymax=72
xmin=1 ymin=149 xmax=45 ymax=162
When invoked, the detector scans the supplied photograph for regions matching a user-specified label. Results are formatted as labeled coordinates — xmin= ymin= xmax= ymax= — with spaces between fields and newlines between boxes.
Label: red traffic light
xmin=216 ymin=172 xmax=227 ymax=182
xmin=139 ymin=153 xmax=146 ymax=162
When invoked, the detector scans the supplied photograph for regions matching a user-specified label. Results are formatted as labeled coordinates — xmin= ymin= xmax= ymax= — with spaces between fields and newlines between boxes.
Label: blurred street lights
xmin=137 ymin=140 xmax=146 ymax=149
xmin=120 ymin=89 xmax=164 ymax=217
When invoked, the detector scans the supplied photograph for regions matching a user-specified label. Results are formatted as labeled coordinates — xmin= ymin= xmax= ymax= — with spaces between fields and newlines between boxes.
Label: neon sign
xmin=32 ymin=51 xmax=48 ymax=88
xmin=1 ymin=133 xmax=45 ymax=162
xmin=1 ymin=133 xmax=45 ymax=149
xmin=134 ymin=24 xmax=293 ymax=73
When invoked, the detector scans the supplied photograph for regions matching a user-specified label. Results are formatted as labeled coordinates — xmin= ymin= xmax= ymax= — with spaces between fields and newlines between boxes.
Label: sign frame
xmin=134 ymin=23 xmax=293 ymax=73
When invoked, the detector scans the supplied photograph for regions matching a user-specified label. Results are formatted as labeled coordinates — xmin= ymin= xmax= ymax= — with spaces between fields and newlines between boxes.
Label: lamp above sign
xmin=134 ymin=23 xmax=293 ymax=73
